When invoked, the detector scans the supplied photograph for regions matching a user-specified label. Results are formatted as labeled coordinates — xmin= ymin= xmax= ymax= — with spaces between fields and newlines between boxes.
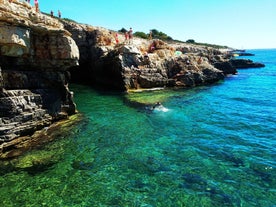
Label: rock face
xmin=213 ymin=61 xmax=237 ymax=75
xmin=229 ymin=59 xmax=265 ymax=69
xmin=63 ymin=21 xmax=265 ymax=91
xmin=63 ymin=21 xmax=226 ymax=90
xmin=213 ymin=58 xmax=265 ymax=74
xmin=0 ymin=0 xmax=79 ymax=157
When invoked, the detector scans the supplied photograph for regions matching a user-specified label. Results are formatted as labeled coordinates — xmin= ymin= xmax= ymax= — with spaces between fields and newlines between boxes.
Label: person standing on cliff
xmin=114 ymin=33 xmax=119 ymax=44
xmin=149 ymin=30 xmax=152 ymax=40
xmin=34 ymin=0 xmax=39 ymax=12
xmin=128 ymin=27 xmax=133 ymax=44
xmin=58 ymin=10 xmax=61 ymax=18
xmin=124 ymin=32 xmax=129 ymax=44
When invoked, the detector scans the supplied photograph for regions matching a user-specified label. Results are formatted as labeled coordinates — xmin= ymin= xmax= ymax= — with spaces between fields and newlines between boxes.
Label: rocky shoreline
xmin=0 ymin=0 xmax=265 ymax=159
xmin=0 ymin=0 xmax=79 ymax=158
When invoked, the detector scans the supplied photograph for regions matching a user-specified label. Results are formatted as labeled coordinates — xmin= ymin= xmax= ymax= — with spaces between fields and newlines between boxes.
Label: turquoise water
xmin=0 ymin=49 xmax=275 ymax=206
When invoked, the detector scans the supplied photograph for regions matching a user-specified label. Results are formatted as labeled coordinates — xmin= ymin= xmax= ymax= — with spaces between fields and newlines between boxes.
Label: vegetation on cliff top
xmin=119 ymin=28 xmax=229 ymax=49
xmin=42 ymin=10 xmax=229 ymax=49
xmin=42 ymin=9 xmax=228 ymax=49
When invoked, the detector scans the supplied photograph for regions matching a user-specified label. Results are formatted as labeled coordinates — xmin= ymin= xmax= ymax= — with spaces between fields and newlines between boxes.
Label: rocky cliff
xmin=62 ymin=21 xmax=229 ymax=90
xmin=0 ymin=0 xmax=79 ymax=158
xmin=62 ymin=21 xmax=265 ymax=91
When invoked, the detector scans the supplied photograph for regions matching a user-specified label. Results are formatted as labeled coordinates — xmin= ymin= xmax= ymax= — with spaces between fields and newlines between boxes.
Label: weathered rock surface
xmin=214 ymin=58 xmax=265 ymax=74
xmin=0 ymin=0 xmax=79 ymax=158
xmin=63 ymin=21 xmax=264 ymax=91
xmin=213 ymin=61 xmax=237 ymax=75
xmin=229 ymin=59 xmax=265 ymax=69
xmin=63 ymin=21 xmax=226 ymax=90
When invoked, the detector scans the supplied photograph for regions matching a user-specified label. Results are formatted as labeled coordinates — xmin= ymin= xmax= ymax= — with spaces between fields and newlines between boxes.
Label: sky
xmin=38 ymin=0 xmax=276 ymax=49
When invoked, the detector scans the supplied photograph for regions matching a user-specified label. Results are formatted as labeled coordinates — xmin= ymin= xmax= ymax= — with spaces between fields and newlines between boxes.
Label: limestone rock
xmin=0 ymin=0 xmax=79 ymax=156
xmin=0 ymin=0 xmax=79 ymax=69
xmin=63 ymin=20 xmax=226 ymax=90
xmin=213 ymin=61 xmax=237 ymax=75
xmin=229 ymin=59 xmax=265 ymax=69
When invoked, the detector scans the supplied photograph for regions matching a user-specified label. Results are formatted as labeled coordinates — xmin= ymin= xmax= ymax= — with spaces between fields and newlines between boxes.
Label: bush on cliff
xmin=134 ymin=31 xmax=148 ymax=39
xmin=118 ymin=28 xmax=128 ymax=33
xmin=186 ymin=39 xmax=195 ymax=43
xmin=150 ymin=29 xmax=173 ymax=41
xmin=186 ymin=39 xmax=228 ymax=49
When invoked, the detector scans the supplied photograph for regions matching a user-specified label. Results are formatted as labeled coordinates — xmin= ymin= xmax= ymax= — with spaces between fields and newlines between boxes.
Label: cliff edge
xmin=0 ymin=0 xmax=79 ymax=158
xmin=63 ymin=21 xmax=228 ymax=91
xmin=62 ymin=21 xmax=264 ymax=91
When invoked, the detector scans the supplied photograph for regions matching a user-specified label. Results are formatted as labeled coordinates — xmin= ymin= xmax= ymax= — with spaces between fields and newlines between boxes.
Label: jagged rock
xmin=0 ymin=0 xmax=79 ymax=156
xmin=119 ymin=45 xmax=141 ymax=54
xmin=229 ymin=59 xmax=265 ymax=69
xmin=213 ymin=58 xmax=264 ymax=74
xmin=63 ymin=20 xmax=226 ymax=90
xmin=213 ymin=61 xmax=237 ymax=75
xmin=0 ymin=0 xmax=79 ymax=70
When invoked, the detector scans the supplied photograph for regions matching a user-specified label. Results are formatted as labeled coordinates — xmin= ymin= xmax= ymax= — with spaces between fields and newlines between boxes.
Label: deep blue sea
xmin=0 ymin=49 xmax=275 ymax=207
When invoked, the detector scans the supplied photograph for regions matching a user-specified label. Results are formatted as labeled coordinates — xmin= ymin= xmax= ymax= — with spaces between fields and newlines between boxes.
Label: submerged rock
xmin=72 ymin=160 xmax=94 ymax=170
xmin=181 ymin=173 xmax=235 ymax=206
xmin=0 ymin=113 xmax=83 ymax=159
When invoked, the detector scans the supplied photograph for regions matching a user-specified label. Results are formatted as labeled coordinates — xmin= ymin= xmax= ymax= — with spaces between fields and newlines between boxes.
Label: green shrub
xmin=134 ymin=31 xmax=148 ymax=39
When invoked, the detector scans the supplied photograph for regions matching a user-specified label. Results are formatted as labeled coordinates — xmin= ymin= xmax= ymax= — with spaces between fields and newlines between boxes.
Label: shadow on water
xmin=72 ymin=160 xmax=95 ymax=171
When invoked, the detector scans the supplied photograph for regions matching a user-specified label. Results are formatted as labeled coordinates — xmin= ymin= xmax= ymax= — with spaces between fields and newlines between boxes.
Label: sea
xmin=0 ymin=49 xmax=275 ymax=207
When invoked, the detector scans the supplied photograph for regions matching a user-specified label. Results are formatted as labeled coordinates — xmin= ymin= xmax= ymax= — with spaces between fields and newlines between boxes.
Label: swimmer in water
xmin=152 ymin=102 xmax=168 ymax=112
xmin=152 ymin=102 xmax=162 ymax=109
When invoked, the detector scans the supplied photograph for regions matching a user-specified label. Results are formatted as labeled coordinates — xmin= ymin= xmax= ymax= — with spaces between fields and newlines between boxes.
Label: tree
xmin=149 ymin=29 xmax=172 ymax=41
xmin=186 ymin=39 xmax=195 ymax=43
xmin=151 ymin=29 xmax=159 ymax=37
xmin=118 ymin=28 xmax=127 ymax=33
xmin=134 ymin=31 xmax=148 ymax=39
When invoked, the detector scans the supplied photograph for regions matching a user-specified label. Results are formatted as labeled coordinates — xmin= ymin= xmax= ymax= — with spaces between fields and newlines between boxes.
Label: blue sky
xmin=38 ymin=0 xmax=276 ymax=49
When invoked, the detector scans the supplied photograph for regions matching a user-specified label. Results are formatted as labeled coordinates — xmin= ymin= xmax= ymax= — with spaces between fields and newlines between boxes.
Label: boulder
xmin=213 ymin=61 xmax=237 ymax=75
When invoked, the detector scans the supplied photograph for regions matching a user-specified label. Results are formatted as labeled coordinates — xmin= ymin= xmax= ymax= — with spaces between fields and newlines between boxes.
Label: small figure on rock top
xmin=34 ymin=0 xmax=39 ymax=12
xmin=128 ymin=27 xmax=133 ymax=44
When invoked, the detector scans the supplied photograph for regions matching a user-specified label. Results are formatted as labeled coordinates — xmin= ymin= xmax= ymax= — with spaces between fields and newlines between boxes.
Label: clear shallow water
xmin=0 ymin=49 xmax=275 ymax=207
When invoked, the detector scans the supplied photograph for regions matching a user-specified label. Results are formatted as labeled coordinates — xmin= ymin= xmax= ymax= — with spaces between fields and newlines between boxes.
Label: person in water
xmin=152 ymin=102 xmax=162 ymax=109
